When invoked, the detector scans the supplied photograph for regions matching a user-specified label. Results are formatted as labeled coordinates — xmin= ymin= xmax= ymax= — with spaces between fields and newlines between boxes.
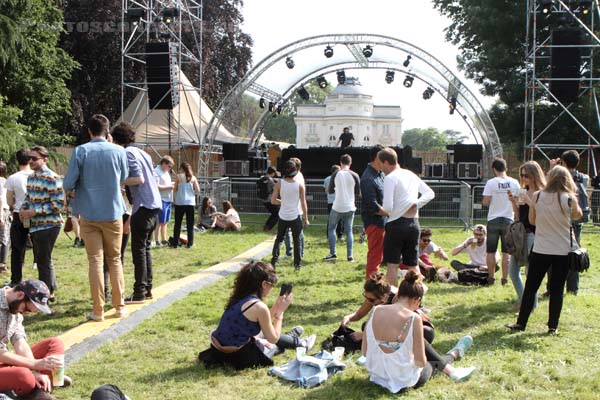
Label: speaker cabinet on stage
xmin=551 ymin=29 xmax=581 ymax=104
xmin=224 ymin=160 xmax=249 ymax=176
xmin=457 ymin=162 xmax=480 ymax=179
xmin=426 ymin=163 xmax=446 ymax=178
xmin=222 ymin=143 xmax=249 ymax=161
xmin=146 ymin=42 xmax=180 ymax=110
xmin=454 ymin=144 xmax=483 ymax=163
xmin=407 ymin=157 xmax=422 ymax=175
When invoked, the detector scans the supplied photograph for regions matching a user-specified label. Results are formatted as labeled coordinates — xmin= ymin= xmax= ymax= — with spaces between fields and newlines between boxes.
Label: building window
xmin=309 ymin=123 xmax=316 ymax=134
xmin=383 ymin=125 xmax=390 ymax=134
xmin=363 ymin=135 xmax=370 ymax=143
xmin=329 ymin=135 xmax=337 ymax=146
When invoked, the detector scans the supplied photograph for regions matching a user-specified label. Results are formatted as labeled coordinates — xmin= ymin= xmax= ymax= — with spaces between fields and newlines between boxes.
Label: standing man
xmin=324 ymin=165 xmax=343 ymax=242
xmin=0 ymin=280 xmax=71 ymax=399
xmin=111 ymin=123 xmax=161 ymax=304
xmin=154 ymin=155 xmax=175 ymax=247
xmin=324 ymin=154 xmax=361 ymax=262
xmin=257 ymin=166 xmax=279 ymax=232
xmin=5 ymin=149 xmax=33 ymax=286
xmin=63 ymin=114 xmax=129 ymax=321
xmin=378 ymin=147 xmax=434 ymax=286
xmin=481 ymin=158 xmax=520 ymax=285
xmin=360 ymin=145 xmax=386 ymax=278
xmin=19 ymin=146 xmax=64 ymax=301
xmin=336 ymin=127 xmax=354 ymax=148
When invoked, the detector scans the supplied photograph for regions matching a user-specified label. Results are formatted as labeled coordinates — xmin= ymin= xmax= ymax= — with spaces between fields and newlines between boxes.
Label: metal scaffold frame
xmin=121 ymin=0 xmax=203 ymax=165
xmin=524 ymin=0 xmax=600 ymax=175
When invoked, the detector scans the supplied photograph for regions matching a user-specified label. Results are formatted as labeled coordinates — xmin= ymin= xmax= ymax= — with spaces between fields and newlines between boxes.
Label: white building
xmin=294 ymin=77 xmax=403 ymax=148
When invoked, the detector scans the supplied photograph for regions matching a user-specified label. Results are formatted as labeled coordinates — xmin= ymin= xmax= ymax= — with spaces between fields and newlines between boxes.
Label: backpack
xmin=573 ymin=171 xmax=590 ymax=223
xmin=457 ymin=268 xmax=489 ymax=285
xmin=503 ymin=221 xmax=528 ymax=265
xmin=256 ymin=176 xmax=271 ymax=201
xmin=321 ymin=326 xmax=362 ymax=353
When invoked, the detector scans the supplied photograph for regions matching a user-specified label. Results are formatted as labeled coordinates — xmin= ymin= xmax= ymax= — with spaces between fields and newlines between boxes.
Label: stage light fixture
xmin=277 ymin=104 xmax=283 ymax=114
xmin=324 ymin=45 xmax=334 ymax=58
xmin=317 ymin=76 xmax=328 ymax=89
xmin=259 ymin=98 xmax=266 ymax=109
xmin=337 ymin=70 xmax=346 ymax=85
xmin=449 ymin=96 xmax=457 ymax=115
xmin=403 ymin=55 xmax=412 ymax=67
xmin=161 ymin=7 xmax=179 ymax=24
xmin=362 ymin=45 xmax=373 ymax=58
xmin=579 ymin=0 xmax=592 ymax=14
xmin=422 ymin=87 xmax=434 ymax=100
xmin=403 ymin=75 xmax=414 ymax=88
xmin=285 ymin=56 xmax=295 ymax=69
xmin=297 ymin=85 xmax=310 ymax=101
xmin=540 ymin=0 xmax=553 ymax=14
xmin=126 ymin=8 xmax=144 ymax=25
xmin=268 ymin=102 xmax=275 ymax=113
xmin=385 ymin=71 xmax=395 ymax=84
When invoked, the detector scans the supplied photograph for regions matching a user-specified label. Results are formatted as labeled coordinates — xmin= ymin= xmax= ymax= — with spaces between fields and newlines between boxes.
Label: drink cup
xmin=52 ymin=355 xmax=65 ymax=387
xmin=517 ymin=189 xmax=527 ymax=205
xmin=296 ymin=346 xmax=306 ymax=359
xmin=333 ymin=346 xmax=345 ymax=360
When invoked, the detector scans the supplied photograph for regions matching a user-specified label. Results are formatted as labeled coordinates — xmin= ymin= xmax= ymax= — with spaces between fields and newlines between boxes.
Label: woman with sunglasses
xmin=507 ymin=161 xmax=546 ymax=312
xmin=363 ymin=271 xmax=476 ymax=393
xmin=200 ymin=261 xmax=316 ymax=370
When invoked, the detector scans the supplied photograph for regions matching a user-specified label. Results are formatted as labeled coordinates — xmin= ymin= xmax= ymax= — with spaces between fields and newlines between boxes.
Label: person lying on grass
xmin=199 ymin=261 xmax=316 ymax=370
xmin=362 ymin=270 xmax=476 ymax=393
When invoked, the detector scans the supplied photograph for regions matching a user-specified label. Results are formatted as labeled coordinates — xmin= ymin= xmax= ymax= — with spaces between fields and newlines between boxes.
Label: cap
xmin=20 ymin=280 xmax=52 ymax=315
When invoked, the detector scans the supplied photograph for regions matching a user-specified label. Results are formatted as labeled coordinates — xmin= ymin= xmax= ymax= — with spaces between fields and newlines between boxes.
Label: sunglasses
xmin=421 ymin=238 xmax=431 ymax=243
xmin=29 ymin=156 xmax=42 ymax=161
xmin=520 ymin=174 xmax=529 ymax=178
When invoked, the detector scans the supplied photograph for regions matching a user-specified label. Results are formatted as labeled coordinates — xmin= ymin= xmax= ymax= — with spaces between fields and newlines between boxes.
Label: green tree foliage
xmin=0 ymin=96 xmax=30 ymax=171
xmin=0 ymin=0 xmax=76 ymax=144
xmin=0 ymin=4 xmax=24 ymax=67
xmin=401 ymin=127 xmax=463 ymax=151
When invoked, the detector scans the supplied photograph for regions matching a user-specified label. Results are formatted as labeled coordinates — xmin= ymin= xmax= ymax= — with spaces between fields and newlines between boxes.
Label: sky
xmin=241 ymin=0 xmax=496 ymax=140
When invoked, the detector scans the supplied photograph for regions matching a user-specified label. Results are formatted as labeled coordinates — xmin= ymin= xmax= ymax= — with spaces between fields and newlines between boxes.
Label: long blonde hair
xmin=544 ymin=165 xmax=577 ymax=214
xmin=520 ymin=161 xmax=546 ymax=191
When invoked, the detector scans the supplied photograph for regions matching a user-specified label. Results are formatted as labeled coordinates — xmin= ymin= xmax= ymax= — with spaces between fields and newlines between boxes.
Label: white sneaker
xmin=87 ymin=312 xmax=104 ymax=322
xmin=303 ymin=334 xmax=317 ymax=351
xmin=115 ymin=307 xmax=129 ymax=318
xmin=450 ymin=366 xmax=476 ymax=382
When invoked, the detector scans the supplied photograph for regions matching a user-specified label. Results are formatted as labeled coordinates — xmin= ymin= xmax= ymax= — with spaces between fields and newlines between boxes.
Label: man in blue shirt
xmin=64 ymin=114 xmax=129 ymax=321
xmin=111 ymin=122 xmax=162 ymax=304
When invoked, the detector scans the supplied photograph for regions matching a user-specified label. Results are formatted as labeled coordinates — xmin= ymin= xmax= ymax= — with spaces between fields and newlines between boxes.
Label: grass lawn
xmin=26 ymin=224 xmax=600 ymax=399
xmin=17 ymin=214 xmax=272 ymax=343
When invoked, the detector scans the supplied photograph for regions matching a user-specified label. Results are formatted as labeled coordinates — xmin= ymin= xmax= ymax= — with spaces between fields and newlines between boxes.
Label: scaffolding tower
xmin=524 ymin=0 xmax=600 ymax=175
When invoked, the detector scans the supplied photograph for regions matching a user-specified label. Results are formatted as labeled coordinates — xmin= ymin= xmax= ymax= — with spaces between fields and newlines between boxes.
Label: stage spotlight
xmin=324 ymin=45 xmax=334 ymax=58
xmin=540 ymin=0 xmax=553 ymax=14
xmin=385 ymin=71 xmax=395 ymax=84
xmin=337 ymin=70 xmax=346 ymax=85
xmin=422 ymin=87 xmax=434 ymax=100
xmin=317 ymin=76 xmax=328 ymax=89
xmin=161 ymin=7 xmax=179 ymax=24
xmin=579 ymin=0 xmax=592 ymax=14
xmin=126 ymin=8 xmax=144 ymax=26
xmin=277 ymin=104 xmax=283 ymax=114
xmin=297 ymin=85 xmax=310 ymax=101
xmin=285 ymin=56 xmax=295 ymax=69
xmin=362 ymin=45 xmax=373 ymax=58
xmin=403 ymin=55 xmax=412 ymax=67
xmin=449 ymin=96 xmax=457 ymax=115
xmin=403 ymin=75 xmax=414 ymax=88
xmin=259 ymin=98 xmax=266 ymax=109
xmin=268 ymin=102 xmax=275 ymax=113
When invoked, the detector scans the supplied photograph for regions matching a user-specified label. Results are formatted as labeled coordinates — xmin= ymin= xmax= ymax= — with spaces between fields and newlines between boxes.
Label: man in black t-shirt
xmin=337 ymin=127 xmax=354 ymax=148
xmin=257 ymin=166 xmax=279 ymax=231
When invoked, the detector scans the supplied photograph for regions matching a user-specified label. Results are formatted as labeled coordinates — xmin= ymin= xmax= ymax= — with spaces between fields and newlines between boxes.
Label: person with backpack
xmin=257 ymin=167 xmax=278 ymax=232
xmin=543 ymin=150 xmax=589 ymax=296
xmin=506 ymin=161 xmax=545 ymax=312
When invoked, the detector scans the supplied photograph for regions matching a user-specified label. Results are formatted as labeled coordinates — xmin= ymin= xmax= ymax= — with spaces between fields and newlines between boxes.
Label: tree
xmin=0 ymin=96 xmax=30 ymax=171
xmin=401 ymin=127 xmax=454 ymax=151
xmin=0 ymin=4 xmax=24 ymax=67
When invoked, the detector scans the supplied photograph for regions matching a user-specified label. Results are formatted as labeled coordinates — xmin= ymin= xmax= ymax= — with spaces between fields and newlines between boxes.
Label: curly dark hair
xmin=111 ymin=122 xmax=136 ymax=145
xmin=225 ymin=262 xmax=278 ymax=309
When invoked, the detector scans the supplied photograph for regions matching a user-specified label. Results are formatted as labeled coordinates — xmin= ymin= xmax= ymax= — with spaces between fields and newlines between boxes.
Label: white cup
xmin=333 ymin=346 xmax=345 ymax=360
xmin=296 ymin=346 xmax=306 ymax=359
xmin=52 ymin=354 xmax=65 ymax=387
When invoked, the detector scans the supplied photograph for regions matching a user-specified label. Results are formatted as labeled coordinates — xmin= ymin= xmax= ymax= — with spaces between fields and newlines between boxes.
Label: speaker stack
xmin=550 ymin=29 xmax=581 ymax=104
xmin=146 ymin=42 xmax=180 ymax=110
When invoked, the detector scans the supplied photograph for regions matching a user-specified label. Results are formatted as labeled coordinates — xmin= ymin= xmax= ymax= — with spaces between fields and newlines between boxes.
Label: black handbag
xmin=568 ymin=226 xmax=590 ymax=273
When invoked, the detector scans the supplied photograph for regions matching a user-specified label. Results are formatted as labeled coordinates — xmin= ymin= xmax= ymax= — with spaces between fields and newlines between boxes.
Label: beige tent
xmin=117 ymin=72 xmax=242 ymax=147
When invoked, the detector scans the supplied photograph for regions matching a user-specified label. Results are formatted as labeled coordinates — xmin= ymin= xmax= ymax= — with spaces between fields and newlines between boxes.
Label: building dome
xmin=329 ymin=77 xmax=372 ymax=98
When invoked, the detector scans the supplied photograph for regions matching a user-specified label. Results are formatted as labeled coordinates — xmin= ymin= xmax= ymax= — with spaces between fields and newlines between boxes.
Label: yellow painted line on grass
xmin=58 ymin=237 xmax=275 ymax=351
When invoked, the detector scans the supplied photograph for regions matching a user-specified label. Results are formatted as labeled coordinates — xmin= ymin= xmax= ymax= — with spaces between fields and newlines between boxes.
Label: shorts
xmin=486 ymin=217 xmax=512 ymax=253
xmin=383 ymin=217 xmax=420 ymax=266
xmin=158 ymin=200 xmax=172 ymax=224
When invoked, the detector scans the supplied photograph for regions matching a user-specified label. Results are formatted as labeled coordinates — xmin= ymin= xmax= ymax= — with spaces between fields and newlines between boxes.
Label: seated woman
xmin=197 ymin=197 xmax=217 ymax=231
xmin=199 ymin=261 xmax=316 ymax=370
xmin=213 ymin=200 xmax=242 ymax=231
xmin=363 ymin=271 xmax=476 ymax=393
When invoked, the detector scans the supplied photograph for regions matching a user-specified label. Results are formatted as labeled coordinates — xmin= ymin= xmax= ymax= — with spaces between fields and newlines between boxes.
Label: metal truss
xmin=524 ymin=0 xmax=600 ymax=175
xmin=199 ymin=33 xmax=502 ymax=179
xmin=121 ymin=0 xmax=203 ymax=163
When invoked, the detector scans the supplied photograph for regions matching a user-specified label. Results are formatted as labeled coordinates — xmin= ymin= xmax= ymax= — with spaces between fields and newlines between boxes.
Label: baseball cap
xmin=20 ymin=280 xmax=52 ymax=315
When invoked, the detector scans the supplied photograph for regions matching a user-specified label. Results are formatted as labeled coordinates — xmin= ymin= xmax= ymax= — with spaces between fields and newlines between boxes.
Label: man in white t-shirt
xmin=450 ymin=224 xmax=499 ymax=271
xmin=5 ymin=149 xmax=33 ymax=285
xmin=378 ymin=147 xmax=435 ymax=286
xmin=153 ymin=155 xmax=174 ymax=247
xmin=414 ymin=228 xmax=448 ymax=280
xmin=482 ymin=158 xmax=520 ymax=285
xmin=324 ymin=154 xmax=360 ymax=262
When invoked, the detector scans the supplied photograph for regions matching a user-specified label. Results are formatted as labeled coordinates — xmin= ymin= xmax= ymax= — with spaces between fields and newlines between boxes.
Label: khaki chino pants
xmin=81 ymin=217 xmax=126 ymax=315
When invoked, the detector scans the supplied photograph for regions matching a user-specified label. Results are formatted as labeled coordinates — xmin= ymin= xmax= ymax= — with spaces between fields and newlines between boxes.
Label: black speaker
xmin=222 ymin=143 xmax=249 ymax=161
xmin=146 ymin=42 xmax=180 ymax=109
xmin=407 ymin=157 xmax=422 ymax=175
xmin=454 ymin=144 xmax=483 ymax=163
xmin=550 ymin=29 xmax=581 ymax=104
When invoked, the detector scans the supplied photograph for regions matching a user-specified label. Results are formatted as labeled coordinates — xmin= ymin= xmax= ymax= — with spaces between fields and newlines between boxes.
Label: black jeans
xmin=275 ymin=333 xmax=301 ymax=349
xmin=173 ymin=205 xmax=195 ymax=247
xmin=130 ymin=207 xmax=159 ymax=296
xmin=272 ymin=217 xmax=303 ymax=267
xmin=326 ymin=203 xmax=344 ymax=239
xmin=263 ymin=202 xmax=279 ymax=231
xmin=546 ymin=223 xmax=581 ymax=294
xmin=31 ymin=226 xmax=60 ymax=293
xmin=9 ymin=212 xmax=29 ymax=285
xmin=518 ymin=252 xmax=569 ymax=330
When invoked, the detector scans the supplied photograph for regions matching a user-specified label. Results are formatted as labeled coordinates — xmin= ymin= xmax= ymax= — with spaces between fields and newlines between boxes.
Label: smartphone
xmin=279 ymin=283 xmax=293 ymax=296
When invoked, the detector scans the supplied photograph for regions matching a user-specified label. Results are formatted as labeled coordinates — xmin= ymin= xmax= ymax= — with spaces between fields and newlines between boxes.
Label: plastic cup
xmin=52 ymin=355 xmax=65 ymax=387
xmin=517 ymin=189 xmax=527 ymax=205
xmin=296 ymin=347 xmax=306 ymax=359
xmin=333 ymin=346 xmax=345 ymax=360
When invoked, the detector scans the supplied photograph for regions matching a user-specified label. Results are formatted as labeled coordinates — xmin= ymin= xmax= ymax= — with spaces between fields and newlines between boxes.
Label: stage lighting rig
xmin=324 ymin=45 xmax=334 ymax=58
xmin=161 ymin=7 xmax=179 ymax=24
xmin=403 ymin=75 xmax=414 ymax=88
xmin=277 ymin=104 xmax=283 ymax=114
xmin=385 ymin=71 xmax=395 ymax=84
xmin=317 ymin=76 xmax=328 ymax=89
xmin=540 ymin=0 xmax=553 ymax=14
xmin=362 ymin=45 xmax=373 ymax=58
xmin=268 ymin=102 xmax=275 ymax=113
xmin=337 ymin=70 xmax=346 ymax=85
xmin=403 ymin=55 xmax=412 ymax=67
xmin=297 ymin=85 xmax=310 ymax=101
xmin=422 ymin=87 xmax=434 ymax=100
xmin=449 ymin=96 xmax=457 ymax=114
xmin=578 ymin=0 xmax=592 ymax=14
xmin=259 ymin=98 xmax=266 ymax=109
xmin=126 ymin=9 xmax=144 ymax=26
xmin=285 ymin=56 xmax=295 ymax=69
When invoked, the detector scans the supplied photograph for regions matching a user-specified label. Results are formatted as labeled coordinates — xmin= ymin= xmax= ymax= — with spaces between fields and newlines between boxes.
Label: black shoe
xmin=347 ymin=257 xmax=355 ymax=262
xmin=548 ymin=328 xmax=559 ymax=335
xmin=294 ymin=264 xmax=301 ymax=271
xmin=505 ymin=323 xmax=525 ymax=332
xmin=542 ymin=291 xmax=550 ymax=298
xmin=146 ymin=289 xmax=153 ymax=300
xmin=323 ymin=254 xmax=337 ymax=261
xmin=124 ymin=293 xmax=146 ymax=304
